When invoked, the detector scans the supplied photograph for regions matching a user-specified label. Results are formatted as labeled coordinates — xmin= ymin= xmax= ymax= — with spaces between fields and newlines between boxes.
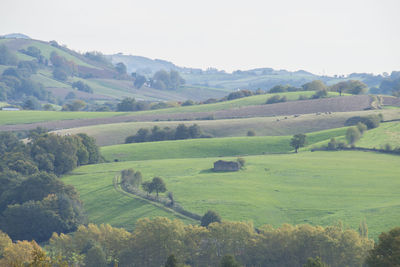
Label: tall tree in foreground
xmin=366 ymin=227 xmax=400 ymax=267
xmin=290 ymin=134 xmax=307 ymax=153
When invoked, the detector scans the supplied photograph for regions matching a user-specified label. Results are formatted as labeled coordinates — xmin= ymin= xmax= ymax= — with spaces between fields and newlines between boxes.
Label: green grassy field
xmin=54 ymin=109 xmax=400 ymax=146
xmin=63 ymin=169 xmax=196 ymax=230
xmin=0 ymin=110 xmax=128 ymax=125
xmin=129 ymin=91 xmax=342 ymax=115
xmin=101 ymin=127 xmax=348 ymax=161
xmin=64 ymin=151 xmax=400 ymax=239
xmin=357 ymin=121 xmax=400 ymax=149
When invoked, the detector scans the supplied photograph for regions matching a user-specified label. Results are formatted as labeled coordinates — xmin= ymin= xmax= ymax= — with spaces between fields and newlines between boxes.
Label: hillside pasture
xmin=100 ymin=127 xmax=348 ymax=162
xmin=63 ymin=167 xmax=196 ymax=230
xmin=0 ymin=110 xmax=128 ymax=125
xmin=51 ymin=109 xmax=400 ymax=146
xmin=357 ymin=121 xmax=400 ymax=149
xmin=64 ymin=151 xmax=400 ymax=239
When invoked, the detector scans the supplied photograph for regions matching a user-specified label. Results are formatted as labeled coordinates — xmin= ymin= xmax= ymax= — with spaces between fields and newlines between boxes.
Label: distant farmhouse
xmin=213 ymin=160 xmax=240 ymax=172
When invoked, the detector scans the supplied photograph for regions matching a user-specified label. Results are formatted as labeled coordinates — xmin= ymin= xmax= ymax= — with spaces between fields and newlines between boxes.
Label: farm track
xmin=0 ymin=95 xmax=374 ymax=131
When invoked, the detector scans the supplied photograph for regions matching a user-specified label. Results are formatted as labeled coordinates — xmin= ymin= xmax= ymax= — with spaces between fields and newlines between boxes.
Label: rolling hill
xmin=63 ymin=151 xmax=400 ymax=239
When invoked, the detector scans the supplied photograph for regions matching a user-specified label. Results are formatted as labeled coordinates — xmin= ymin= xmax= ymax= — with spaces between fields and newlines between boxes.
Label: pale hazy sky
xmin=1 ymin=0 xmax=399 ymax=75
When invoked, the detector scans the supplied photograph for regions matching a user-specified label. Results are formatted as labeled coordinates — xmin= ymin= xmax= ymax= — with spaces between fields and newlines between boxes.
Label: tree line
xmin=0 ymin=216 xmax=386 ymax=267
xmin=125 ymin=124 xmax=211 ymax=144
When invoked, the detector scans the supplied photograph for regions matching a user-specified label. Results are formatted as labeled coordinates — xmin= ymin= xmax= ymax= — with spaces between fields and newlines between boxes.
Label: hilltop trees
xmin=290 ymin=134 xmax=307 ymax=153
xmin=329 ymin=80 xmax=368 ymax=95
xmin=115 ymin=62 xmax=127 ymax=75
xmin=152 ymin=70 xmax=185 ymax=90
xmin=0 ymin=45 xmax=17 ymax=65
xmin=50 ymin=51 xmax=76 ymax=80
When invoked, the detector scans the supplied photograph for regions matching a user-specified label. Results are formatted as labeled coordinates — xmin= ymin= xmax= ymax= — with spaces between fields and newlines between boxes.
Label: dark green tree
xmin=115 ymin=62 xmax=127 ymax=75
xmin=366 ymin=227 xmax=400 ymax=266
xmin=0 ymin=45 xmax=17 ymax=65
xmin=165 ymin=254 xmax=179 ymax=267
xmin=175 ymin=124 xmax=190 ymax=140
xmin=142 ymin=181 xmax=153 ymax=195
xmin=290 ymin=134 xmax=307 ymax=153
xmin=84 ymin=245 xmax=107 ymax=267
xmin=201 ymin=210 xmax=221 ymax=227
xmin=346 ymin=127 xmax=361 ymax=147
xmin=134 ymin=74 xmax=147 ymax=88
xmin=220 ymin=255 xmax=241 ymax=267
xmin=151 ymin=177 xmax=167 ymax=197
xmin=303 ymin=257 xmax=329 ymax=267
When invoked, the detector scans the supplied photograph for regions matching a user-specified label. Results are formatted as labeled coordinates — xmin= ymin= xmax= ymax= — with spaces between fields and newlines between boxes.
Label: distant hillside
xmin=109 ymin=54 xmax=183 ymax=74
xmin=0 ymin=35 xmax=397 ymax=109
xmin=1 ymin=33 xmax=31 ymax=39
xmin=109 ymin=53 xmax=387 ymax=92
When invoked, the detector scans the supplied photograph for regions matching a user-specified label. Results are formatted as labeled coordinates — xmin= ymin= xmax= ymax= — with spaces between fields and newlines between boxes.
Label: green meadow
xmin=100 ymin=127 xmax=348 ymax=161
xmin=0 ymin=110 xmax=128 ymax=125
xmin=357 ymin=121 xmax=400 ymax=149
xmin=64 ymin=151 xmax=400 ymax=239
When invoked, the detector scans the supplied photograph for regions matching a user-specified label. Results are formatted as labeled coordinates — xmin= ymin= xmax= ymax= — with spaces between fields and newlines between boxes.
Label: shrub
xmin=357 ymin=122 xmax=368 ymax=134
xmin=266 ymin=95 xmax=287 ymax=104
xmin=312 ymin=89 xmax=328 ymax=99
xmin=384 ymin=143 xmax=392 ymax=151
xmin=346 ymin=115 xmax=381 ymax=129
xmin=181 ymin=100 xmax=195 ymax=106
xmin=346 ymin=127 xmax=361 ymax=147
xmin=201 ymin=210 xmax=221 ymax=227
xmin=327 ymin=138 xmax=337 ymax=150
xmin=237 ymin=158 xmax=245 ymax=168
xmin=247 ymin=130 xmax=256 ymax=136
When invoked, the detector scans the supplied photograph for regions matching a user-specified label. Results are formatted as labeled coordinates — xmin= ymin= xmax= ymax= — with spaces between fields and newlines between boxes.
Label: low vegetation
xmin=125 ymin=124 xmax=209 ymax=143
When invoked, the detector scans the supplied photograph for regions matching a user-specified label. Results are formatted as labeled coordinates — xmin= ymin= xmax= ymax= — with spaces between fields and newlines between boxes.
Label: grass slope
xmin=54 ymin=109 xmax=400 ymax=147
xmin=65 ymin=151 xmax=400 ymax=239
xmin=0 ymin=110 xmax=128 ymax=125
xmin=128 ymin=91 xmax=342 ymax=115
xmin=357 ymin=121 xmax=400 ymax=149
xmin=101 ymin=127 xmax=348 ymax=161
xmin=63 ymin=168 xmax=196 ymax=230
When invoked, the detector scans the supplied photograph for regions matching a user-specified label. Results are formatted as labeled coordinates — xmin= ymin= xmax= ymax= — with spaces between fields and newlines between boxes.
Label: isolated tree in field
xmin=151 ymin=177 xmax=167 ymax=197
xmin=201 ymin=210 xmax=222 ymax=227
xmin=366 ymin=227 xmax=400 ymax=266
xmin=290 ymin=134 xmax=307 ymax=153
xmin=346 ymin=127 xmax=361 ymax=147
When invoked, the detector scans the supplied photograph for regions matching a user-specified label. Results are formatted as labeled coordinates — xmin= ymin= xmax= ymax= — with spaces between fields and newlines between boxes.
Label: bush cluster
xmin=125 ymin=124 xmax=210 ymax=143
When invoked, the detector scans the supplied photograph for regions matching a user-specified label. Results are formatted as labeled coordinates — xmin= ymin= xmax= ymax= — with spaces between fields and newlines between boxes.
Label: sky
xmin=0 ymin=0 xmax=399 ymax=75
